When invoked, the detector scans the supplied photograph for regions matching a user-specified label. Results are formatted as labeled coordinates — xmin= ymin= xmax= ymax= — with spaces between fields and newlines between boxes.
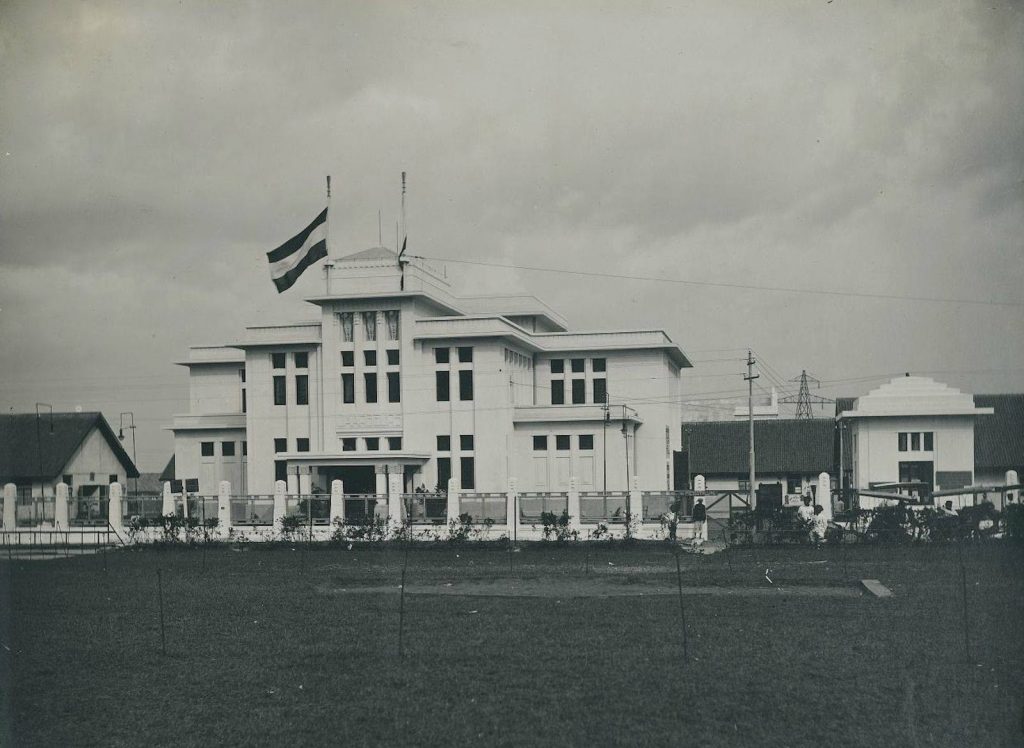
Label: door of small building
xmin=898 ymin=461 xmax=934 ymax=499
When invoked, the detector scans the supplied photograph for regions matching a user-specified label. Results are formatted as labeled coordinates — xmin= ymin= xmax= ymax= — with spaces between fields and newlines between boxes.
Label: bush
xmin=1006 ymin=504 xmax=1024 ymax=541
xmin=540 ymin=510 xmax=577 ymax=542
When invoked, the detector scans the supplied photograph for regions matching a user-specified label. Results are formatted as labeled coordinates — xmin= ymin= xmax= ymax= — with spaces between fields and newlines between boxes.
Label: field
xmin=2 ymin=540 xmax=1023 ymax=747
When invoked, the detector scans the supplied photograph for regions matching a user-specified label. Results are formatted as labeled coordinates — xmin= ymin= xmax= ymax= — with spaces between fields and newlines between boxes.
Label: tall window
xmin=460 ymin=456 xmax=475 ymax=490
xmin=911 ymin=432 xmax=920 ymax=450
xmin=923 ymin=432 xmax=933 ymax=450
xmin=437 ymin=457 xmax=452 ymax=488
xmin=551 ymin=380 xmax=565 ymax=405
xmin=898 ymin=432 xmax=908 ymax=451
xmin=339 ymin=313 xmax=354 ymax=342
xmin=273 ymin=376 xmax=286 ymax=405
xmin=571 ymin=379 xmax=586 ymax=405
xmin=436 ymin=371 xmax=450 ymax=401
xmin=387 ymin=372 xmax=400 ymax=403
xmin=296 ymin=375 xmax=309 ymax=405
xmin=458 ymin=370 xmax=474 ymax=401
xmin=362 ymin=311 xmax=377 ymax=341
xmin=385 ymin=310 xmax=400 ymax=340
xmin=364 ymin=373 xmax=378 ymax=404
xmin=593 ymin=378 xmax=607 ymax=405
xmin=275 ymin=461 xmax=287 ymax=482
xmin=342 ymin=373 xmax=355 ymax=404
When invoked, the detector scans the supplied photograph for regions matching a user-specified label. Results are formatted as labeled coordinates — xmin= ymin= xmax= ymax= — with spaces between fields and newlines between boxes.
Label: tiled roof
xmin=974 ymin=394 xmax=1024 ymax=470
xmin=0 ymin=412 xmax=139 ymax=483
xmin=684 ymin=418 xmax=835 ymax=475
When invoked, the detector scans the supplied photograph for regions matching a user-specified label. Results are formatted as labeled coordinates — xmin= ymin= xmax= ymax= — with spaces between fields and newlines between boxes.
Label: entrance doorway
xmin=898 ymin=461 xmax=934 ymax=499
xmin=319 ymin=466 xmax=376 ymax=494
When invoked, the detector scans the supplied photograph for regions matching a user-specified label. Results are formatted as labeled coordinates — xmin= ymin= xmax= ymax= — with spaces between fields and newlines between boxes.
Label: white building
xmin=169 ymin=248 xmax=692 ymax=500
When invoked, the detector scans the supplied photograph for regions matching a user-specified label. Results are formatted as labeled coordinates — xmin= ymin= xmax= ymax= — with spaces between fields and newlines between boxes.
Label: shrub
xmin=540 ymin=510 xmax=577 ymax=542
xmin=447 ymin=513 xmax=475 ymax=543
xmin=278 ymin=515 xmax=303 ymax=540
xmin=1005 ymin=504 xmax=1024 ymax=541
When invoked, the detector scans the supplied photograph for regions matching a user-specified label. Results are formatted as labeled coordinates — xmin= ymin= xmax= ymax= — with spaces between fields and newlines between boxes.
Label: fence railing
xmin=458 ymin=492 xmax=507 ymax=524
xmin=402 ymin=493 xmax=448 ymax=525
xmin=122 ymin=495 xmax=164 ymax=521
xmin=230 ymin=495 xmax=275 ymax=526
xmin=71 ymin=497 xmax=109 ymax=526
xmin=343 ymin=494 xmax=387 ymax=524
xmin=186 ymin=496 xmax=220 ymax=522
xmin=641 ymin=491 xmax=694 ymax=522
xmin=284 ymin=495 xmax=332 ymax=525
xmin=580 ymin=491 xmax=629 ymax=523
xmin=15 ymin=496 xmax=56 ymax=527
xmin=519 ymin=492 xmax=568 ymax=523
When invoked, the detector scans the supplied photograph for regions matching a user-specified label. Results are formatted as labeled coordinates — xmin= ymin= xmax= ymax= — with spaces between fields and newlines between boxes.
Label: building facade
xmin=170 ymin=248 xmax=691 ymax=498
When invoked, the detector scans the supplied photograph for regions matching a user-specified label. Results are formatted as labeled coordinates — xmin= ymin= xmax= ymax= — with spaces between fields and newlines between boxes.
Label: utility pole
xmin=744 ymin=351 xmax=758 ymax=508
xmin=621 ymin=405 xmax=630 ymax=491
xmin=602 ymin=391 xmax=609 ymax=496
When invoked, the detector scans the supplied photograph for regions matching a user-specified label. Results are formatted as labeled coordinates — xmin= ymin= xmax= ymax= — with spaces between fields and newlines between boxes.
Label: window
xmin=273 ymin=375 xmax=286 ymax=405
xmin=108 ymin=473 xmax=118 ymax=484
xmin=385 ymin=310 xmax=400 ymax=340
xmin=339 ymin=312 xmax=354 ymax=342
xmin=275 ymin=461 xmax=287 ymax=482
xmin=62 ymin=473 xmax=72 ymax=486
xmin=387 ymin=372 xmax=400 ymax=403
xmin=550 ymin=359 xmax=564 ymax=374
xmin=221 ymin=441 xmax=235 ymax=457
xmin=571 ymin=358 xmax=585 ymax=373
xmin=593 ymin=378 xmax=607 ymax=405
xmin=438 ymin=457 xmax=452 ymax=487
xmin=272 ymin=352 xmax=286 ymax=369
xmin=364 ymin=373 xmax=378 ymax=403
xmin=342 ymin=438 xmax=356 ymax=452
xmin=388 ymin=437 xmax=402 ymax=451
xmin=362 ymin=311 xmax=377 ymax=341
xmin=556 ymin=435 xmax=571 ymax=450
xmin=364 ymin=350 xmax=377 ymax=367
xmin=241 ymin=388 xmax=247 ymax=413
xmin=460 ymin=456 xmax=475 ymax=489
xmin=458 ymin=346 xmax=473 ymax=363
xmin=533 ymin=435 xmax=548 ymax=451
xmin=738 ymin=477 xmax=750 ymax=492
xmin=579 ymin=434 xmax=594 ymax=450
xmin=242 ymin=441 xmax=247 ymax=456
xmin=460 ymin=434 xmax=474 ymax=451
xmin=240 ymin=368 xmax=246 ymax=383
xmin=274 ymin=438 xmax=287 ymax=453
xmin=342 ymin=373 xmax=355 ymax=404
xmin=435 ymin=347 xmax=450 ymax=364
xmin=571 ymin=379 xmax=586 ymax=404
xmin=787 ymin=476 xmax=802 ymax=495
xmin=924 ymin=432 xmax=934 ymax=451
xmin=437 ymin=435 xmax=451 ymax=451
xmin=296 ymin=375 xmax=309 ymax=405
xmin=296 ymin=438 xmax=309 ymax=453
xmin=458 ymin=370 xmax=474 ymax=401
xmin=911 ymin=432 xmax=920 ymax=451
xmin=551 ymin=380 xmax=565 ymax=405
xmin=386 ymin=349 xmax=400 ymax=366
xmin=294 ymin=352 xmax=308 ymax=368
xmin=365 ymin=437 xmax=380 ymax=451
xmin=201 ymin=442 xmax=214 ymax=457
xmin=436 ymin=371 xmax=450 ymax=401
xmin=898 ymin=432 xmax=908 ymax=452
xmin=592 ymin=358 xmax=606 ymax=373
xmin=341 ymin=351 xmax=354 ymax=367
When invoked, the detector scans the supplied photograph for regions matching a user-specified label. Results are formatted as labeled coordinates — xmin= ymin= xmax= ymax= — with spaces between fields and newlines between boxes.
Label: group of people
xmin=665 ymin=497 xmax=708 ymax=546
xmin=796 ymin=495 xmax=830 ymax=545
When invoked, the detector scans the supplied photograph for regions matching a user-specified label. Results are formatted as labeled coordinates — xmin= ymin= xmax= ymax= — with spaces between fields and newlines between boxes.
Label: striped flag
xmin=267 ymin=208 xmax=328 ymax=292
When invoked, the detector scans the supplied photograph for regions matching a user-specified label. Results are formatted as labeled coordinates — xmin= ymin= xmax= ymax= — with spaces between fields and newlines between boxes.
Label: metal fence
xmin=519 ymin=492 xmax=568 ymax=523
xmin=230 ymin=495 xmax=274 ymax=526
xmin=122 ymin=495 xmax=163 ymax=521
xmin=402 ymin=493 xmax=448 ymax=525
xmin=284 ymin=495 xmax=332 ymax=525
xmin=458 ymin=492 xmax=507 ymax=524
xmin=344 ymin=494 xmax=387 ymax=524
xmin=580 ymin=491 xmax=629 ymax=523
xmin=16 ymin=496 xmax=55 ymax=527
xmin=71 ymin=497 xmax=108 ymax=526
xmin=186 ymin=496 xmax=219 ymax=523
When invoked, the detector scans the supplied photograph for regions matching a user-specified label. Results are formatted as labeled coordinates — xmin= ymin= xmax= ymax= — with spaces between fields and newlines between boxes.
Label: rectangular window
xmin=342 ymin=438 xmax=356 ymax=452
xmin=240 ymin=368 xmax=246 ymax=383
xmin=550 ymin=359 xmax=564 ymax=374
xmin=571 ymin=379 xmax=586 ymax=404
xmin=579 ymin=434 xmax=594 ymax=450
xmin=787 ymin=476 xmax=802 ymax=495
xmin=556 ymin=435 xmax=570 ymax=450
xmin=438 ymin=457 xmax=452 ymax=487
xmin=365 ymin=437 xmax=379 ymax=451
xmin=571 ymin=358 xmax=585 ymax=373
xmin=911 ymin=432 xmax=920 ymax=451
xmin=458 ymin=370 xmax=474 ymax=400
xmin=341 ymin=350 xmax=354 ymax=367
xmin=63 ymin=473 xmax=72 ymax=486
xmin=221 ymin=441 xmax=235 ymax=457
xmin=436 ymin=371 xmax=450 ymax=401
xmin=272 ymin=352 xmax=286 ymax=369
xmin=460 ymin=434 xmax=474 ymax=451
xmin=109 ymin=473 xmax=118 ymax=485
xmin=434 ymin=347 xmax=450 ymax=364
xmin=362 ymin=311 xmax=377 ymax=341
xmin=592 ymin=358 xmax=606 ymax=373
xmin=924 ymin=432 xmax=933 ymax=451
xmin=241 ymin=388 xmax=247 ymax=413
xmin=275 ymin=461 xmax=287 ymax=482
xmin=738 ymin=477 xmax=750 ymax=492
xmin=458 ymin=346 xmax=473 ymax=363
xmin=294 ymin=352 xmax=308 ymax=368
xmin=342 ymin=373 xmax=355 ymax=404
xmin=385 ymin=310 xmax=400 ymax=340
xmin=339 ymin=312 xmax=354 ymax=342
xmin=437 ymin=435 xmax=451 ymax=451
xmin=364 ymin=350 xmax=377 ymax=367
xmin=460 ymin=456 xmax=475 ymax=490
xmin=274 ymin=438 xmax=287 ymax=453
xmin=364 ymin=373 xmax=378 ymax=403
xmin=386 ymin=349 xmax=400 ymax=366
xmin=898 ymin=432 xmax=908 ymax=452
xmin=242 ymin=441 xmax=247 ymax=456
xmin=296 ymin=375 xmax=309 ymax=405
xmin=273 ymin=375 xmax=286 ymax=405
xmin=533 ymin=435 xmax=548 ymax=451
xmin=593 ymin=378 xmax=607 ymax=405
xmin=387 ymin=372 xmax=400 ymax=403
xmin=201 ymin=441 xmax=214 ymax=457
xmin=296 ymin=438 xmax=309 ymax=453
xmin=551 ymin=380 xmax=565 ymax=405
xmin=388 ymin=437 xmax=402 ymax=451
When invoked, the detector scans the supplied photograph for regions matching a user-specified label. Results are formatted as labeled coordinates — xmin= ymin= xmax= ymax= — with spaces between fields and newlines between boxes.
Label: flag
xmin=267 ymin=208 xmax=328 ymax=292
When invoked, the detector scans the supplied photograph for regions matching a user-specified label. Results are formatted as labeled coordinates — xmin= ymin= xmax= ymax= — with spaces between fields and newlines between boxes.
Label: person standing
xmin=810 ymin=504 xmax=828 ymax=546
xmin=692 ymin=497 xmax=708 ymax=545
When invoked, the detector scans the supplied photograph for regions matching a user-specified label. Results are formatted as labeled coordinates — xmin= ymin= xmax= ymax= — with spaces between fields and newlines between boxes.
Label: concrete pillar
xmin=287 ymin=473 xmax=299 ymax=496
xmin=567 ymin=476 xmax=581 ymax=533
xmin=628 ymin=475 xmax=642 ymax=528
xmin=1006 ymin=470 xmax=1019 ymax=506
xmin=818 ymin=472 xmax=833 ymax=520
xmin=162 ymin=482 xmax=174 ymax=516
xmin=55 ymin=482 xmax=70 ymax=529
xmin=4 ymin=483 xmax=16 ymax=529
xmin=693 ymin=475 xmax=706 ymax=492
xmin=273 ymin=480 xmax=287 ymax=527
xmin=446 ymin=477 xmax=460 ymax=525
xmin=109 ymin=482 xmax=124 ymax=533
xmin=387 ymin=471 xmax=403 ymax=525
xmin=218 ymin=480 xmax=231 ymax=533
xmin=330 ymin=480 xmax=345 ymax=524
xmin=506 ymin=477 xmax=518 ymax=536
xmin=374 ymin=466 xmax=387 ymax=496
xmin=298 ymin=471 xmax=312 ymax=496
xmin=181 ymin=489 xmax=189 ymax=520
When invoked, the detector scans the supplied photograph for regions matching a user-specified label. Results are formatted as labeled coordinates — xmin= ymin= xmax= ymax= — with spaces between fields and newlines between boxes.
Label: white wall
xmin=852 ymin=415 xmax=974 ymax=490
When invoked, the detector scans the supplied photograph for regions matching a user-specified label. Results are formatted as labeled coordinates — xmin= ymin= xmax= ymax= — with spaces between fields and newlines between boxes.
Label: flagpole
xmin=399 ymin=171 xmax=408 ymax=291
xmin=324 ymin=175 xmax=332 ymax=294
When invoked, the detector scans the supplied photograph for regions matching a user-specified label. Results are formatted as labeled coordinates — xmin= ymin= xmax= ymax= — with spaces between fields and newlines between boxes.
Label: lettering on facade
xmin=336 ymin=413 xmax=403 ymax=433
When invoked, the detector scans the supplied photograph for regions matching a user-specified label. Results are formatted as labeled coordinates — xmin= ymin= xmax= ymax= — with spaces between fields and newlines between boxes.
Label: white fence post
xmin=567 ymin=476 xmax=581 ymax=533
xmin=1006 ymin=470 xmax=1018 ymax=506
xmin=3 ymin=483 xmax=16 ymax=529
xmin=446 ymin=478 xmax=460 ymax=525
xmin=218 ymin=480 xmax=231 ymax=534
xmin=387 ymin=470 xmax=403 ymax=526
xmin=273 ymin=480 xmax=287 ymax=529
xmin=287 ymin=472 xmax=299 ymax=496
xmin=298 ymin=469 xmax=311 ymax=496
xmin=55 ymin=482 xmax=70 ymax=529
xmin=506 ymin=477 xmax=518 ymax=538
xmin=818 ymin=472 xmax=833 ymax=520
xmin=694 ymin=475 xmax=706 ymax=493
xmin=330 ymin=480 xmax=345 ymax=524
xmin=109 ymin=482 xmax=124 ymax=533
xmin=628 ymin=475 xmax=642 ymax=527
xmin=162 ymin=482 xmax=174 ymax=516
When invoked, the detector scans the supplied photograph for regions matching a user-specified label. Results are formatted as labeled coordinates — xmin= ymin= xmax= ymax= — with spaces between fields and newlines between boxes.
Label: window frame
xmin=458 ymin=369 xmax=474 ymax=401
xmin=295 ymin=374 xmax=309 ymax=405
xmin=273 ymin=375 xmax=286 ymax=405
xmin=436 ymin=370 xmax=450 ymax=402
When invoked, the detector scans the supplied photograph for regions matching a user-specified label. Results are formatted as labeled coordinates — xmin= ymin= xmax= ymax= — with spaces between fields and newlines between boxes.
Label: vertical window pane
xmin=296 ymin=375 xmax=309 ymax=405
xmin=272 ymin=352 xmax=286 ymax=369
xmin=458 ymin=370 xmax=474 ymax=400
xmin=387 ymin=372 xmax=400 ymax=403
xmin=273 ymin=376 xmax=286 ymax=405
xmin=551 ymin=380 xmax=565 ymax=405
xmin=342 ymin=373 xmax=355 ymax=404
xmin=364 ymin=373 xmax=378 ymax=403
xmin=898 ymin=433 xmax=908 ymax=452
xmin=364 ymin=350 xmax=377 ymax=366
xmin=275 ymin=461 xmax=287 ymax=481
xmin=294 ymin=352 xmax=308 ymax=368
xmin=911 ymin=432 xmax=920 ymax=450
xmin=593 ymin=378 xmax=606 ymax=405
xmin=386 ymin=349 xmax=400 ymax=366
xmin=436 ymin=371 xmax=450 ymax=401
xmin=274 ymin=438 xmax=286 ymax=453
xmin=460 ymin=456 xmax=475 ymax=490
xmin=437 ymin=457 xmax=452 ymax=488
xmin=571 ymin=379 xmax=586 ymax=404
xmin=923 ymin=432 xmax=933 ymax=451
xmin=341 ymin=351 xmax=354 ymax=367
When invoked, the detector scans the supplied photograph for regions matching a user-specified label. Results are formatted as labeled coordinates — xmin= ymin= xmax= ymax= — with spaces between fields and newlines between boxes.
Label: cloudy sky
xmin=1 ymin=0 xmax=1022 ymax=470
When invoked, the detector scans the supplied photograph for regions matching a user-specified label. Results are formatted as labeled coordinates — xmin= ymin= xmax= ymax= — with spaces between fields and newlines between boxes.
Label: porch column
xmin=162 ymin=482 xmax=174 ymax=516
xmin=628 ymin=475 xmax=642 ymax=528
xmin=55 ymin=482 xmax=70 ymax=529
xmin=330 ymin=480 xmax=345 ymax=524
xmin=567 ymin=476 xmax=581 ymax=533
xmin=3 ymin=483 xmax=16 ymax=529
xmin=287 ymin=472 xmax=299 ymax=496
xmin=446 ymin=477 xmax=460 ymax=525
xmin=273 ymin=480 xmax=287 ymax=528
xmin=108 ymin=482 xmax=124 ymax=534
xmin=218 ymin=480 xmax=231 ymax=534
xmin=298 ymin=470 xmax=312 ymax=496
xmin=374 ymin=465 xmax=388 ymax=496
xmin=387 ymin=469 xmax=403 ymax=525
xmin=818 ymin=472 xmax=833 ymax=520
xmin=506 ymin=477 xmax=518 ymax=539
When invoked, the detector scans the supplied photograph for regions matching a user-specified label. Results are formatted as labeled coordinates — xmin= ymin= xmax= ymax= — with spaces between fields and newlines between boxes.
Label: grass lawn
xmin=2 ymin=540 xmax=1023 ymax=747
